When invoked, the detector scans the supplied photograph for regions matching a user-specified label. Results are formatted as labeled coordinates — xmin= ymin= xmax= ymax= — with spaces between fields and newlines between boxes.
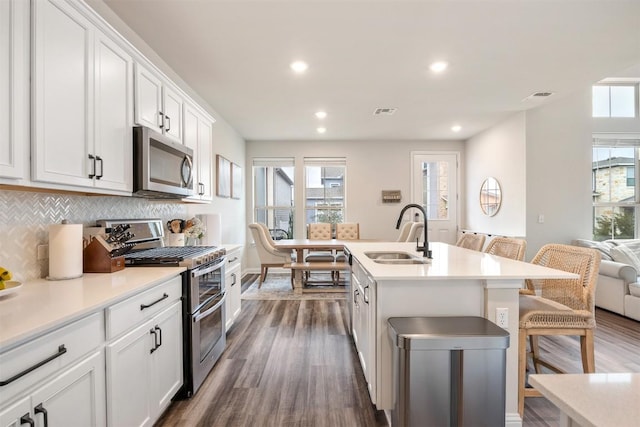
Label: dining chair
xmin=405 ymin=222 xmax=424 ymax=243
xmin=484 ymin=237 xmax=526 ymax=261
xmin=396 ymin=222 xmax=413 ymax=242
xmin=248 ymin=223 xmax=293 ymax=288
xmin=304 ymin=223 xmax=336 ymax=284
xmin=455 ymin=233 xmax=486 ymax=251
xmin=518 ymin=243 xmax=601 ymax=417
xmin=334 ymin=223 xmax=360 ymax=282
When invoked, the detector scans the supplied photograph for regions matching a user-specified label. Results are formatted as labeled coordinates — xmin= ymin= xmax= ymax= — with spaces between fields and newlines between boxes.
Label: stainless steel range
xmin=98 ymin=219 xmax=227 ymax=398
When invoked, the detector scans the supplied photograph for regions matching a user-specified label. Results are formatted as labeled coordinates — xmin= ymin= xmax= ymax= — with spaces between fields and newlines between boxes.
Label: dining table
xmin=273 ymin=239 xmax=349 ymax=291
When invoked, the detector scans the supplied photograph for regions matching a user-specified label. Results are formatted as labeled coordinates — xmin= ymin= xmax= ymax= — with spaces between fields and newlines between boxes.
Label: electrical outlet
xmin=37 ymin=244 xmax=49 ymax=260
xmin=496 ymin=307 xmax=509 ymax=329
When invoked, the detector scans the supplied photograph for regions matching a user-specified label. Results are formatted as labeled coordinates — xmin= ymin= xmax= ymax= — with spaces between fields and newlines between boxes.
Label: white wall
xmin=245 ymin=139 xmax=464 ymax=270
xmin=525 ymin=89 xmax=593 ymax=259
xmin=465 ymin=113 xmax=527 ymax=237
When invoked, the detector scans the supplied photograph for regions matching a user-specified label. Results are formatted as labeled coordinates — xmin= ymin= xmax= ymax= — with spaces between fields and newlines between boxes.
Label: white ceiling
xmin=102 ymin=0 xmax=640 ymax=142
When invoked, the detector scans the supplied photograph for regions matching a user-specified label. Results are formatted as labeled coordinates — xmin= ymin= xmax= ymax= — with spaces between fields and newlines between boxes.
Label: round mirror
xmin=480 ymin=177 xmax=502 ymax=216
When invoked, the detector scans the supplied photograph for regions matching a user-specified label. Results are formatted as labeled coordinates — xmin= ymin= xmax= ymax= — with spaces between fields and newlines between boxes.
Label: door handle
xmin=88 ymin=154 xmax=96 ymax=178
xmin=158 ymin=111 xmax=164 ymax=128
xmin=34 ymin=404 xmax=49 ymax=427
xmin=140 ymin=293 xmax=169 ymax=310
xmin=150 ymin=327 xmax=158 ymax=354
xmin=20 ymin=413 xmax=35 ymax=426
xmin=95 ymin=156 xmax=103 ymax=179
xmin=1 ymin=345 xmax=67 ymax=386
xmin=165 ymin=115 xmax=171 ymax=132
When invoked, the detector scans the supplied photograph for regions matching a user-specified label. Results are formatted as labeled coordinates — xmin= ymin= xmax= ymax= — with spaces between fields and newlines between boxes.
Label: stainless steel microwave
xmin=133 ymin=126 xmax=195 ymax=199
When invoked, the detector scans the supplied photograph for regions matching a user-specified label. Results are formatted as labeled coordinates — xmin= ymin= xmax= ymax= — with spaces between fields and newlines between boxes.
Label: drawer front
xmin=0 ymin=312 xmax=104 ymax=404
xmin=106 ymin=275 xmax=182 ymax=340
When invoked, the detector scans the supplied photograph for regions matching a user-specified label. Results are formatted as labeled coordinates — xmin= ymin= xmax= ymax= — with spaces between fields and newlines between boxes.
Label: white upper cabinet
xmin=32 ymin=0 xmax=133 ymax=193
xmin=183 ymin=102 xmax=214 ymax=201
xmin=94 ymin=32 xmax=133 ymax=192
xmin=134 ymin=63 xmax=184 ymax=143
xmin=0 ymin=0 xmax=28 ymax=180
xmin=32 ymin=0 xmax=94 ymax=188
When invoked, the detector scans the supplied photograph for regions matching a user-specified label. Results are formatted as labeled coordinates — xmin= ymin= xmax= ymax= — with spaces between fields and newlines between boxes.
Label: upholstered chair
xmin=396 ymin=222 xmax=413 ymax=242
xmin=248 ymin=223 xmax=293 ymax=287
xmin=518 ymin=244 xmax=601 ymax=417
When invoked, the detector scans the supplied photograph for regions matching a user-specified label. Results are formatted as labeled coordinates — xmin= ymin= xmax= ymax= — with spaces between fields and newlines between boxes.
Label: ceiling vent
xmin=522 ymin=91 xmax=555 ymax=101
xmin=373 ymin=108 xmax=397 ymax=116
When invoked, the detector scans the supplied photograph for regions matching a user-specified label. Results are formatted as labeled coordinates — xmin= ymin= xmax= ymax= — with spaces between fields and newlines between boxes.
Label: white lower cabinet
xmin=106 ymin=300 xmax=182 ymax=427
xmin=350 ymin=258 xmax=376 ymax=403
xmin=0 ymin=313 xmax=106 ymax=427
xmin=224 ymin=247 xmax=242 ymax=331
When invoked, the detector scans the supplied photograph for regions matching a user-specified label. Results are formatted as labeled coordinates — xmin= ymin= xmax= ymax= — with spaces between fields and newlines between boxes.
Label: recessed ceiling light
xmin=316 ymin=127 xmax=326 ymax=134
xmin=290 ymin=61 xmax=308 ymax=73
xmin=315 ymin=111 xmax=327 ymax=119
xmin=451 ymin=125 xmax=462 ymax=132
xmin=430 ymin=61 xmax=448 ymax=73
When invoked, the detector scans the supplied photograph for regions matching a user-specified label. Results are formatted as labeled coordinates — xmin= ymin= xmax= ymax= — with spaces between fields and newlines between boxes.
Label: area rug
xmin=241 ymin=272 xmax=346 ymax=300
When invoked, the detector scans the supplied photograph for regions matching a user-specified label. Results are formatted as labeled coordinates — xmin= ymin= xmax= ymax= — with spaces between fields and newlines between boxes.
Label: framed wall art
xmin=231 ymin=162 xmax=242 ymax=199
xmin=216 ymin=155 xmax=231 ymax=198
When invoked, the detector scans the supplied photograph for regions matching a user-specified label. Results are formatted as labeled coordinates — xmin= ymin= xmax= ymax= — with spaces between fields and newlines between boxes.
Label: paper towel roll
xmin=199 ymin=214 xmax=222 ymax=246
xmin=48 ymin=222 xmax=83 ymax=280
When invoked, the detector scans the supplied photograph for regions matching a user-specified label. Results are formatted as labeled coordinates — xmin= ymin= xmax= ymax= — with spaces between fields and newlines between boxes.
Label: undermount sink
xmin=364 ymin=251 xmax=414 ymax=260
xmin=373 ymin=258 xmax=430 ymax=265
xmin=364 ymin=251 xmax=430 ymax=265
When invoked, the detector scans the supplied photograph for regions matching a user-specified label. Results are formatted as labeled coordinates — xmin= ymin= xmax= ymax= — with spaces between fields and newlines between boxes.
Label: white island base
xmin=345 ymin=241 xmax=578 ymax=427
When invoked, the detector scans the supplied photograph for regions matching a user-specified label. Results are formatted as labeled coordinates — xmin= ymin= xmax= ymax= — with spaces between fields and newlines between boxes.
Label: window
xmin=304 ymin=158 xmax=346 ymax=226
xmin=592 ymin=143 xmax=639 ymax=240
xmin=252 ymin=158 xmax=294 ymax=238
xmin=592 ymin=84 xmax=638 ymax=118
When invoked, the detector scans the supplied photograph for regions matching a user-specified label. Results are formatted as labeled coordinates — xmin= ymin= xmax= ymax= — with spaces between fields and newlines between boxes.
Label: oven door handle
xmin=193 ymin=292 xmax=226 ymax=323
xmin=191 ymin=258 xmax=226 ymax=278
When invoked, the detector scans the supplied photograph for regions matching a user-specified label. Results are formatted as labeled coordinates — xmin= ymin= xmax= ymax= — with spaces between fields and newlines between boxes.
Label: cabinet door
xmin=32 ymin=0 xmax=94 ymax=187
xmin=0 ymin=0 xmax=28 ymax=180
xmin=0 ymin=397 xmax=31 ymax=427
xmin=94 ymin=32 xmax=133 ymax=192
xmin=225 ymin=262 xmax=241 ymax=331
xmin=162 ymin=84 xmax=183 ymax=143
xmin=183 ymin=103 xmax=199 ymax=195
xmin=106 ymin=319 xmax=153 ymax=427
xmin=134 ymin=63 xmax=162 ymax=133
xmin=31 ymin=351 xmax=106 ymax=427
xmin=150 ymin=302 xmax=183 ymax=415
xmin=197 ymin=118 xmax=213 ymax=200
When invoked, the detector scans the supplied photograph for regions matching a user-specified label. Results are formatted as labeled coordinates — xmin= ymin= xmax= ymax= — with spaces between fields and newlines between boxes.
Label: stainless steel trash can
xmin=388 ymin=316 xmax=510 ymax=427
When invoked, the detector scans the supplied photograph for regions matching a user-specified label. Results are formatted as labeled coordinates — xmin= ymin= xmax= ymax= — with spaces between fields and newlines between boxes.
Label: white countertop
xmin=529 ymin=373 xmax=640 ymax=427
xmin=0 ymin=267 xmax=185 ymax=351
xmin=345 ymin=241 xmax=578 ymax=281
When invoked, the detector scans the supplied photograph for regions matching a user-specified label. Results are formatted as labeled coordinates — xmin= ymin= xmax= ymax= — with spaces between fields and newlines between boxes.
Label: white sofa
xmin=573 ymin=239 xmax=640 ymax=321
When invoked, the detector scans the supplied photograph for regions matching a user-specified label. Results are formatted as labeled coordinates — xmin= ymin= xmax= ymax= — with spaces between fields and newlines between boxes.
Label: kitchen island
xmin=344 ymin=241 xmax=578 ymax=427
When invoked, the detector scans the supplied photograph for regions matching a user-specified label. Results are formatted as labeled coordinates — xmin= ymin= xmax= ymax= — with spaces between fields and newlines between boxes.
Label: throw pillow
xmin=629 ymin=283 xmax=640 ymax=298
xmin=610 ymin=245 xmax=640 ymax=272
xmin=573 ymin=239 xmax=614 ymax=261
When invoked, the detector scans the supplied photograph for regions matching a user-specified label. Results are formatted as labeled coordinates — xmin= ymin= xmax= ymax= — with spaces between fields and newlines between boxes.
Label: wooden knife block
xmin=83 ymin=238 xmax=125 ymax=273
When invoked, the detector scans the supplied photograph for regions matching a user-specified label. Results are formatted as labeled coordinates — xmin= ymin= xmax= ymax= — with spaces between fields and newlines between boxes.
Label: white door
xmin=32 ymin=0 xmax=94 ymax=187
xmin=162 ymin=85 xmax=183 ymax=143
xmin=94 ymin=31 xmax=133 ymax=192
xmin=197 ymin=117 xmax=213 ymax=200
xmin=150 ymin=302 xmax=183 ymax=416
xmin=31 ymin=351 xmax=106 ymax=427
xmin=0 ymin=0 xmax=27 ymax=180
xmin=134 ymin=63 xmax=162 ymax=133
xmin=411 ymin=152 xmax=459 ymax=244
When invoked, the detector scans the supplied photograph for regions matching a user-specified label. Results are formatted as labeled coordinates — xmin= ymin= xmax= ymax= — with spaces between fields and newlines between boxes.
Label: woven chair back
xmin=484 ymin=237 xmax=527 ymax=261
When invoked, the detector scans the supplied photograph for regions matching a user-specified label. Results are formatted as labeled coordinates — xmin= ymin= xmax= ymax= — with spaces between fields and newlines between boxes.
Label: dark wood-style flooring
xmin=156 ymin=277 xmax=640 ymax=427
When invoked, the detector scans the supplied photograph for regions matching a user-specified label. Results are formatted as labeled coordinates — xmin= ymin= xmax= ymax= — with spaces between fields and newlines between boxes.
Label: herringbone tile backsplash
xmin=0 ymin=189 xmax=187 ymax=281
